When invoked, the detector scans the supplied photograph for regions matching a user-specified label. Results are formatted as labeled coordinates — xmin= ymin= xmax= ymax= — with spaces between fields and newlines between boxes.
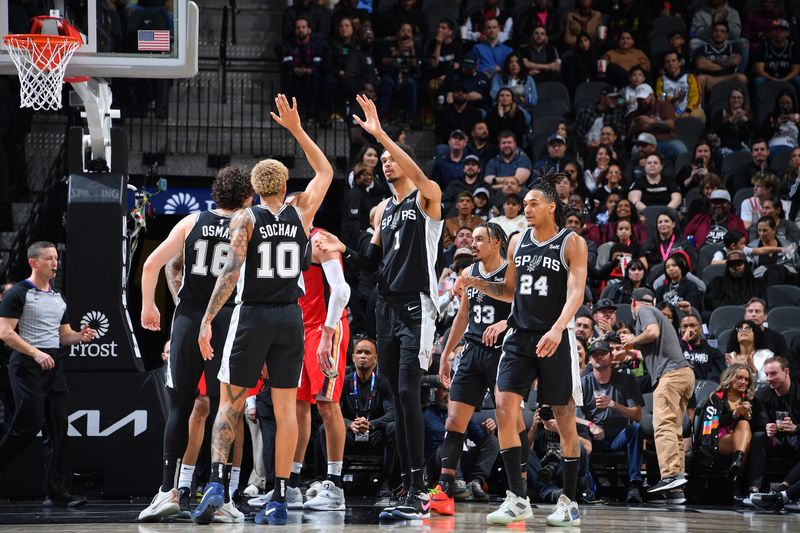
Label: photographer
xmin=526 ymin=403 xmax=594 ymax=504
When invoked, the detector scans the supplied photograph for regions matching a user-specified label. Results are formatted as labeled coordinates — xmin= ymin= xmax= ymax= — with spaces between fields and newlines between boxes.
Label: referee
xmin=0 ymin=241 xmax=96 ymax=506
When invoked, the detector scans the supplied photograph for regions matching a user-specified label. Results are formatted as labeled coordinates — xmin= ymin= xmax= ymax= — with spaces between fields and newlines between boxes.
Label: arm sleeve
xmin=321 ymin=259 xmax=351 ymax=330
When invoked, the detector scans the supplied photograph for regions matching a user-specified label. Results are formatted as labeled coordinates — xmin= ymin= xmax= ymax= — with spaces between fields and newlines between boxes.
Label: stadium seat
xmin=771 ymin=148 xmax=793 ymax=175
xmin=694 ymin=379 xmax=719 ymax=407
xmin=675 ymin=117 xmax=706 ymax=152
xmin=528 ymin=132 xmax=549 ymax=160
xmin=701 ymin=263 xmax=726 ymax=287
xmin=574 ymin=81 xmax=609 ymax=111
xmin=767 ymin=306 xmax=800 ymax=332
xmin=646 ymin=262 xmax=665 ymax=287
xmin=674 ymin=151 xmax=693 ymax=173
xmin=532 ymin=115 xmax=565 ymax=136
xmin=425 ymin=5 xmax=459 ymax=39
xmin=767 ymin=284 xmax=800 ymax=307
xmin=731 ymin=187 xmax=754 ymax=216
xmin=683 ymin=186 xmax=701 ymax=210
xmin=708 ymin=305 xmax=743 ymax=336
xmin=781 ymin=328 xmax=800 ymax=348
xmin=715 ymin=328 xmax=733 ymax=353
xmin=697 ymin=242 xmax=724 ymax=273
xmin=596 ymin=241 xmax=614 ymax=268
xmin=649 ymin=16 xmax=687 ymax=39
xmin=756 ymin=81 xmax=797 ymax=122
xmin=536 ymin=81 xmax=571 ymax=110
xmin=720 ymin=151 xmax=753 ymax=181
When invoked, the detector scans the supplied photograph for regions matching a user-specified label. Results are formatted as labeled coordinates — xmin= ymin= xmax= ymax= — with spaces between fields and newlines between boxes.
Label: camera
xmin=540 ymin=405 xmax=555 ymax=421
xmin=538 ymin=450 xmax=562 ymax=483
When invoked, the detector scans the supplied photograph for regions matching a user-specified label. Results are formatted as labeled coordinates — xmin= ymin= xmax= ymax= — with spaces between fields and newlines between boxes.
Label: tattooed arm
xmin=165 ymin=250 xmax=183 ymax=304
xmin=199 ymin=209 xmax=253 ymax=359
xmin=454 ymin=232 xmax=520 ymax=303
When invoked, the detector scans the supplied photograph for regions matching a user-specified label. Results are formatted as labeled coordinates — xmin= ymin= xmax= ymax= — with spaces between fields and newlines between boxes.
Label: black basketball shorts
xmin=167 ymin=300 xmax=232 ymax=398
xmin=375 ymin=294 xmax=437 ymax=374
xmin=218 ymin=302 xmax=305 ymax=389
xmin=449 ymin=340 xmax=502 ymax=409
xmin=495 ymin=327 xmax=583 ymax=406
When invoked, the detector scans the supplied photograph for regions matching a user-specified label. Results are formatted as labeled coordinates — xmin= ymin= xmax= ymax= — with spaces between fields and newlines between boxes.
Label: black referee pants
xmin=0 ymin=350 xmax=70 ymax=497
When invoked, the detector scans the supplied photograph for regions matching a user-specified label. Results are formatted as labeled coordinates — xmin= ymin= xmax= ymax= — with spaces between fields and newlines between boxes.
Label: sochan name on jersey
xmin=71 ymin=311 xmax=119 ymax=358
xmin=515 ymin=254 xmax=562 ymax=271
xmin=380 ymin=209 xmax=416 ymax=228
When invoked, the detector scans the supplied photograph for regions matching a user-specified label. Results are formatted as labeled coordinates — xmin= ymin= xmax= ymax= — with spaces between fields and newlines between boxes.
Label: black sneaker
xmin=380 ymin=491 xmax=407 ymax=520
xmin=43 ymin=493 xmax=87 ymax=507
xmin=625 ymin=483 xmax=643 ymax=504
xmin=752 ymin=492 xmax=785 ymax=511
xmin=647 ymin=475 xmax=687 ymax=493
xmin=232 ymin=489 xmax=258 ymax=516
xmin=470 ymin=480 xmax=490 ymax=502
xmin=391 ymin=490 xmax=431 ymax=520
xmin=176 ymin=487 xmax=192 ymax=520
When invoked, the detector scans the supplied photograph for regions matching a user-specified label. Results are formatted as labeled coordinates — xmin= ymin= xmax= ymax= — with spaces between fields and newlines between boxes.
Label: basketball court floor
xmin=0 ymin=498 xmax=797 ymax=532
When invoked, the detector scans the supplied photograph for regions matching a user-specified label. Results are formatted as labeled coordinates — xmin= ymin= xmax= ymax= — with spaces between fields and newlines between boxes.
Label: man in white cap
xmin=624 ymin=132 xmax=674 ymax=181
xmin=682 ymin=189 xmax=747 ymax=249
xmin=627 ymin=83 xmax=688 ymax=161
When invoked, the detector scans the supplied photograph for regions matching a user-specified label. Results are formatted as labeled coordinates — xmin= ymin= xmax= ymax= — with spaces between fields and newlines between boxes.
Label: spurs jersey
xmin=236 ymin=204 xmax=308 ymax=304
xmin=378 ymin=189 xmax=443 ymax=297
xmin=178 ymin=210 xmax=235 ymax=305
xmin=509 ymin=227 xmax=574 ymax=331
xmin=464 ymin=261 xmax=511 ymax=346
xmin=298 ymin=229 xmax=347 ymax=329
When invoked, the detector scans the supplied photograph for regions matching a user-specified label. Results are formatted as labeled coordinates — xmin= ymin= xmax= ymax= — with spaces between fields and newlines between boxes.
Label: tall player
xmin=457 ymin=173 xmax=587 ymax=527
xmin=430 ymin=222 xmax=515 ymax=516
xmin=193 ymin=95 xmax=333 ymax=526
xmin=138 ymin=166 xmax=254 ymax=522
xmin=319 ymin=94 xmax=443 ymax=520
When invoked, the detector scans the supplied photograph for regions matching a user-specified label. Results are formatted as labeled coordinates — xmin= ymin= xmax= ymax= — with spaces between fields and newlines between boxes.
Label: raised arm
xmin=141 ymin=215 xmax=194 ymax=330
xmin=352 ymin=94 xmax=442 ymax=218
xmin=199 ymin=209 xmax=253 ymax=359
xmin=314 ymin=231 xmax=352 ymax=372
xmin=270 ymin=94 xmax=334 ymax=233
xmin=455 ymin=233 xmax=520 ymax=302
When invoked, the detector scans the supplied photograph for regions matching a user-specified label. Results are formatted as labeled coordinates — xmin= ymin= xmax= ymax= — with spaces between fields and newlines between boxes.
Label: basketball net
xmin=3 ymin=15 xmax=84 ymax=111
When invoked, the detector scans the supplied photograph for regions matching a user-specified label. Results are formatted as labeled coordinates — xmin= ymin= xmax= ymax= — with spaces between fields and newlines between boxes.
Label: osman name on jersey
xmin=201 ymin=224 xmax=231 ymax=239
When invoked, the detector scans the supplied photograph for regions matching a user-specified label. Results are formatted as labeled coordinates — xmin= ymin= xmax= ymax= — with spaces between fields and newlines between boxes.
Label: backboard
xmin=0 ymin=0 xmax=198 ymax=79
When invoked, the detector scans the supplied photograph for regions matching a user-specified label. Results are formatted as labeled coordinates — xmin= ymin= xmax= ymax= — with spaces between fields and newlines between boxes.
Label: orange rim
xmin=3 ymin=33 xmax=82 ymax=50
xmin=4 ymin=33 xmax=82 ymax=71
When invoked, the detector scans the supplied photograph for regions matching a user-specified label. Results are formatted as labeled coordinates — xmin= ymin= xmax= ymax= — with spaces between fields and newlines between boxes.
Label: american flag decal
xmin=137 ymin=30 xmax=171 ymax=52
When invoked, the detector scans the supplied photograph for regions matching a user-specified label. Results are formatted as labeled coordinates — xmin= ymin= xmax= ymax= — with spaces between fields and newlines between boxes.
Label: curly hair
xmin=211 ymin=166 xmax=254 ymax=209
xmin=726 ymin=319 xmax=769 ymax=354
xmin=251 ymin=159 xmax=289 ymax=197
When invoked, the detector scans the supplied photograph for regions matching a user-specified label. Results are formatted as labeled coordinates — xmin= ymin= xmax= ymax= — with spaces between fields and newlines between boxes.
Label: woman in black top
xmin=485 ymin=87 xmax=528 ymax=145
xmin=712 ymin=87 xmax=755 ymax=167
xmin=646 ymin=210 xmax=695 ymax=268
xmin=654 ymin=251 xmax=702 ymax=311
xmin=676 ymin=139 xmax=717 ymax=194
xmin=628 ymin=153 xmax=682 ymax=211
xmin=599 ymin=257 xmax=649 ymax=304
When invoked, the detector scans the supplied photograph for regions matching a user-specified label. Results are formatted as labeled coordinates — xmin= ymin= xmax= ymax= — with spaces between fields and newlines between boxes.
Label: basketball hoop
xmin=3 ymin=16 xmax=85 ymax=111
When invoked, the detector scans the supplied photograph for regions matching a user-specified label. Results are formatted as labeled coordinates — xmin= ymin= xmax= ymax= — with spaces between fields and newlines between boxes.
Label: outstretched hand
xmin=353 ymin=94 xmax=383 ymax=137
xmin=313 ymin=230 xmax=346 ymax=255
xmin=270 ymin=93 xmax=302 ymax=132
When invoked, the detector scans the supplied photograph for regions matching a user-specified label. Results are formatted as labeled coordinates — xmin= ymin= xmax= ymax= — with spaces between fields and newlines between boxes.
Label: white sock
xmin=178 ymin=464 xmax=195 ymax=490
xmin=327 ymin=461 xmax=343 ymax=477
xmin=229 ymin=467 xmax=241 ymax=498
xmin=780 ymin=490 xmax=789 ymax=503
xmin=292 ymin=462 xmax=303 ymax=475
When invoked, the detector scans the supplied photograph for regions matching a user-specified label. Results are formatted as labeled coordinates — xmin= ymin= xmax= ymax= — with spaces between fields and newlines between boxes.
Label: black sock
xmin=563 ymin=457 xmax=580 ymax=501
xmin=518 ymin=431 xmax=529 ymax=476
xmin=401 ymin=472 xmax=409 ymax=491
xmin=210 ymin=462 xmax=225 ymax=485
xmin=410 ymin=468 xmax=425 ymax=492
xmin=273 ymin=477 xmax=289 ymax=503
xmin=441 ymin=430 xmax=464 ymax=471
xmin=289 ymin=471 xmax=300 ymax=488
xmin=327 ymin=473 xmax=343 ymax=488
xmin=223 ymin=464 xmax=232 ymax=503
xmin=161 ymin=454 xmax=178 ymax=492
xmin=438 ymin=473 xmax=455 ymax=497
xmin=501 ymin=447 xmax=526 ymax=498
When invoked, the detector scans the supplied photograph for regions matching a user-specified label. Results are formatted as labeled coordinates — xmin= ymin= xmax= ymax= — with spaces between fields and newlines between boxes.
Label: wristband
xmin=587 ymin=421 xmax=593 ymax=427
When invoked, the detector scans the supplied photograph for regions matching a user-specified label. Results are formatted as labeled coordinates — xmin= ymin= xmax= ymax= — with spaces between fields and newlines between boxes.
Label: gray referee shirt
xmin=0 ymin=280 xmax=68 ymax=349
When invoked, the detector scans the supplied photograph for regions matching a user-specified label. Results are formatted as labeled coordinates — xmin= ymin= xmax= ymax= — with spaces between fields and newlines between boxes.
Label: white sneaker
xmin=247 ymin=486 xmax=304 ymax=510
xmin=486 ymin=491 xmax=533 ymax=525
xmin=138 ymin=488 xmax=180 ymax=522
xmin=305 ymin=480 xmax=324 ymax=499
xmin=213 ymin=501 xmax=245 ymax=523
xmin=546 ymin=494 xmax=581 ymax=527
xmin=242 ymin=484 xmax=261 ymax=498
xmin=304 ymin=480 xmax=346 ymax=511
